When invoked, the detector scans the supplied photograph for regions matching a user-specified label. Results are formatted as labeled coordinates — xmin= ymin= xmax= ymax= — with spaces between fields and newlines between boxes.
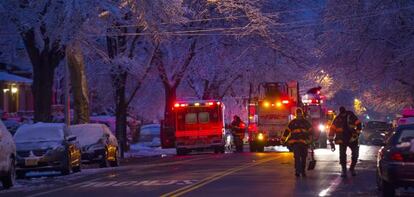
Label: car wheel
xmin=72 ymin=162 xmax=81 ymax=173
xmin=1 ymin=158 xmax=16 ymax=189
xmin=109 ymin=148 xmax=120 ymax=167
xmin=100 ymin=149 xmax=110 ymax=168
xmin=381 ymin=179 xmax=395 ymax=197
xmin=61 ymin=154 xmax=72 ymax=175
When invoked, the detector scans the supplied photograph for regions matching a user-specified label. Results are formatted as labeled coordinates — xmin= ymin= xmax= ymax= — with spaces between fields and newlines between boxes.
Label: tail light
xmin=391 ymin=152 xmax=404 ymax=161
xmin=282 ymin=100 xmax=289 ymax=104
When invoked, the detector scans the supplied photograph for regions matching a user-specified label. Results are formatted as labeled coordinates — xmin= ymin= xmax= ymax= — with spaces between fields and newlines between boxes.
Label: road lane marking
xmin=160 ymin=156 xmax=280 ymax=197
xmin=78 ymin=180 xmax=198 ymax=187
xmin=318 ymin=176 xmax=342 ymax=197
xmin=25 ymin=156 xmax=212 ymax=197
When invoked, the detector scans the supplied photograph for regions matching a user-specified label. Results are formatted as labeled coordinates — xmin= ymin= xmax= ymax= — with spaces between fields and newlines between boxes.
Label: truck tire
xmin=214 ymin=146 xmax=225 ymax=154
xmin=249 ymin=142 xmax=256 ymax=152
xmin=176 ymin=148 xmax=187 ymax=156
xmin=257 ymin=144 xmax=265 ymax=152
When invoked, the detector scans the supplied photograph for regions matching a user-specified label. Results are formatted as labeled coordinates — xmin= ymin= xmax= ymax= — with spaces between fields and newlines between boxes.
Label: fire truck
xmin=302 ymin=87 xmax=328 ymax=148
xmin=171 ymin=100 xmax=225 ymax=155
xmin=247 ymin=82 xmax=300 ymax=152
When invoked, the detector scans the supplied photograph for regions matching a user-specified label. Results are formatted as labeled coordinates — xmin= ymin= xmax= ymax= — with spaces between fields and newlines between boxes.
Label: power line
xmin=86 ymin=6 xmax=414 ymax=38
xmin=108 ymin=2 xmax=407 ymax=29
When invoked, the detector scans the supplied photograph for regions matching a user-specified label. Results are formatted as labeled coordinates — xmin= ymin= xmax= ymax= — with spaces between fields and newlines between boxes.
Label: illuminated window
xmin=185 ymin=113 xmax=197 ymax=124
xmin=198 ymin=112 xmax=210 ymax=123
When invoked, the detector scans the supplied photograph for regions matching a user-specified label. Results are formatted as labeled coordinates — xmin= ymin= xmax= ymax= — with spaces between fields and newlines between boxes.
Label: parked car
xmin=69 ymin=124 xmax=119 ymax=167
xmin=139 ymin=124 xmax=160 ymax=147
xmin=376 ymin=124 xmax=414 ymax=196
xmin=90 ymin=116 xmax=133 ymax=143
xmin=3 ymin=119 xmax=21 ymax=136
xmin=14 ymin=123 xmax=81 ymax=177
xmin=0 ymin=120 xmax=16 ymax=189
xmin=361 ymin=121 xmax=392 ymax=144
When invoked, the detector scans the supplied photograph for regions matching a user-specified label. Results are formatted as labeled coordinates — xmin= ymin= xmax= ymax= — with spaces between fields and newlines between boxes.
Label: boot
xmin=340 ymin=167 xmax=347 ymax=178
xmin=295 ymin=172 xmax=300 ymax=177
xmin=350 ymin=165 xmax=356 ymax=176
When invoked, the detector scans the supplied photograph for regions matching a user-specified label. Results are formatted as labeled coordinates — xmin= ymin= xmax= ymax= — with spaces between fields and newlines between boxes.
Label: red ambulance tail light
xmin=174 ymin=103 xmax=180 ymax=108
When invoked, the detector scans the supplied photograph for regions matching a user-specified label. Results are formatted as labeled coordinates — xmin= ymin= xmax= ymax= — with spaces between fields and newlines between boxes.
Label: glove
xmin=350 ymin=133 xmax=359 ymax=143
xmin=329 ymin=140 xmax=335 ymax=152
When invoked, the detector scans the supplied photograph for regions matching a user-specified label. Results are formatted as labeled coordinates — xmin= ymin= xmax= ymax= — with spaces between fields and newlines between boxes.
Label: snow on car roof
xmin=69 ymin=124 xmax=108 ymax=146
xmin=14 ymin=123 xmax=65 ymax=143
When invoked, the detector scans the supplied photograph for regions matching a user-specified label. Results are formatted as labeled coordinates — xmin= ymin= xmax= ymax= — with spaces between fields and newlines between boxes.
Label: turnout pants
xmin=339 ymin=141 xmax=359 ymax=169
xmin=292 ymin=143 xmax=308 ymax=174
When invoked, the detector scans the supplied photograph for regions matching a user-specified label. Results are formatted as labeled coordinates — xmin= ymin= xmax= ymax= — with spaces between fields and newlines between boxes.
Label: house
xmin=0 ymin=72 xmax=33 ymax=114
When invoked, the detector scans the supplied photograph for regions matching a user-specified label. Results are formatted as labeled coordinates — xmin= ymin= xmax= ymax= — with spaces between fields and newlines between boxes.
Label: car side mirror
xmin=104 ymin=133 xmax=110 ymax=138
xmin=67 ymin=135 xmax=77 ymax=142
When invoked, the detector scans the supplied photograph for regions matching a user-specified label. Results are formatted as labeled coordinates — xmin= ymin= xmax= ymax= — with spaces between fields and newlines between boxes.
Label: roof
xmin=0 ymin=72 xmax=32 ymax=84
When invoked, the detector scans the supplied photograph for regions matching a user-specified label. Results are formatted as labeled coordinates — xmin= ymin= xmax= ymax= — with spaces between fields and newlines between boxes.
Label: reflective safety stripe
xmin=335 ymin=128 xmax=343 ymax=132
xmin=335 ymin=139 xmax=343 ymax=144
xmin=288 ymin=139 xmax=307 ymax=144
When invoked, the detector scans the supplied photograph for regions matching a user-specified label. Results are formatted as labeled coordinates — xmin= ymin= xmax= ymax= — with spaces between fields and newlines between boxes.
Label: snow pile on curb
xmin=125 ymin=143 xmax=176 ymax=158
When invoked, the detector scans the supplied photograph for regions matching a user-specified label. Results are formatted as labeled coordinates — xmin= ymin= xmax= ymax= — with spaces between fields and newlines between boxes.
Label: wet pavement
xmin=1 ymin=145 xmax=412 ymax=197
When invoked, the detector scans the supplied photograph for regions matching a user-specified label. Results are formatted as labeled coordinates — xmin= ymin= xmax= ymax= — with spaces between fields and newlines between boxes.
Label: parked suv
xmin=70 ymin=124 xmax=119 ymax=167
xmin=377 ymin=124 xmax=414 ymax=196
xmin=0 ymin=120 xmax=16 ymax=189
xmin=14 ymin=123 xmax=81 ymax=177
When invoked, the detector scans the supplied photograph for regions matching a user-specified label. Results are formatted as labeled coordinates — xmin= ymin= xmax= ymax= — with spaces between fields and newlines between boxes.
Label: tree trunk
xmin=21 ymin=29 xmax=64 ymax=122
xmin=164 ymin=85 xmax=177 ymax=121
xmin=67 ymin=41 xmax=90 ymax=124
xmin=112 ymin=70 xmax=128 ymax=158
xmin=32 ymin=64 xmax=55 ymax=122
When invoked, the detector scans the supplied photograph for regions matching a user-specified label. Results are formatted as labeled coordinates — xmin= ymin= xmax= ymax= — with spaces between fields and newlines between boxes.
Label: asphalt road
xmin=1 ymin=145 xmax=413 ymax=197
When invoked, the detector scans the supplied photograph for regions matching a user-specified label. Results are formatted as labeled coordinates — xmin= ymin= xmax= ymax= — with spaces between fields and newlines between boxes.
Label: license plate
xmin=25 ymin=158 xmax=39 ymax=166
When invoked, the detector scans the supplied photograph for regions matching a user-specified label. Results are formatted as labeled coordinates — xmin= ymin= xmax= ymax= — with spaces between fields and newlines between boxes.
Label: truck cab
xmin=247 ymin=82 xmax=299 ymax=152
xmin=172 ymin=100 xmax=225 ymax=155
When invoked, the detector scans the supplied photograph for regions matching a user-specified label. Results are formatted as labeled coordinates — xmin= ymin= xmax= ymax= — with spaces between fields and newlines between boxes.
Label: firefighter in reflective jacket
xmin=328 ymin=106 xmax=362 ymax=178
xmin=282 ymin=108 xmax=313 ymax=177
xmin=231 ymin=115 xmax=245 ymax=152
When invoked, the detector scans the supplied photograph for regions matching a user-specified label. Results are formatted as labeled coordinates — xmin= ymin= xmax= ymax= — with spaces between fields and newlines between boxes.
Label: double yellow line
xmin=160 ymin=156 xmax=279 ymax=197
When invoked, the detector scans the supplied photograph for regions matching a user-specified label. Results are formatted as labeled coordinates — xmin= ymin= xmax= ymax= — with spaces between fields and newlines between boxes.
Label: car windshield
xmin=14 ymin=124 xmax=64 ymax=143
xmin=70 ymin=125 xmax=104 ymax=146
xmin=366 ymin=121 xmax=389 ymax=129
xmin=397 ymin=129 xmax=414 ymax=143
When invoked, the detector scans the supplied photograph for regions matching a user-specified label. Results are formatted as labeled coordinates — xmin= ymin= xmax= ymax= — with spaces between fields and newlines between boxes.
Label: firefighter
xmin=328 ymin=106 xmax=362 ymax=178
xmin=231 ymin=115 xmax=245 ymax=152
xmin=282 ymin=108 xmax=313 ymax=177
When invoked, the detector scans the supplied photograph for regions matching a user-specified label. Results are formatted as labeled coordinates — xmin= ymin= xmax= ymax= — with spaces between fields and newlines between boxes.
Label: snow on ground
xmin=125 ymin=143 xmax=176 ymax=158
xmin=0 ymin=167 xmax=130 ymax=193
xmin=265 ymin=146 xmax=290 ymax=152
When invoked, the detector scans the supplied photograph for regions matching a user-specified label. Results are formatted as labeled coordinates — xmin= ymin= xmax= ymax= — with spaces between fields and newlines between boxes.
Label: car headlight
xmin=54 ymin=146 xmax=65 ymax=152
xmin=318 ymin=124 xmax=326 ymax=132
xmin=257 ymin=133 xmax=264 ymax=140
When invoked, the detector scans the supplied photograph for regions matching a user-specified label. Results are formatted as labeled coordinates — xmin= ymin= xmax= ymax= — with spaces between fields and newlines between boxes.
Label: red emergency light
xmin=282 ymin=100 xmax=289 ymax=104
